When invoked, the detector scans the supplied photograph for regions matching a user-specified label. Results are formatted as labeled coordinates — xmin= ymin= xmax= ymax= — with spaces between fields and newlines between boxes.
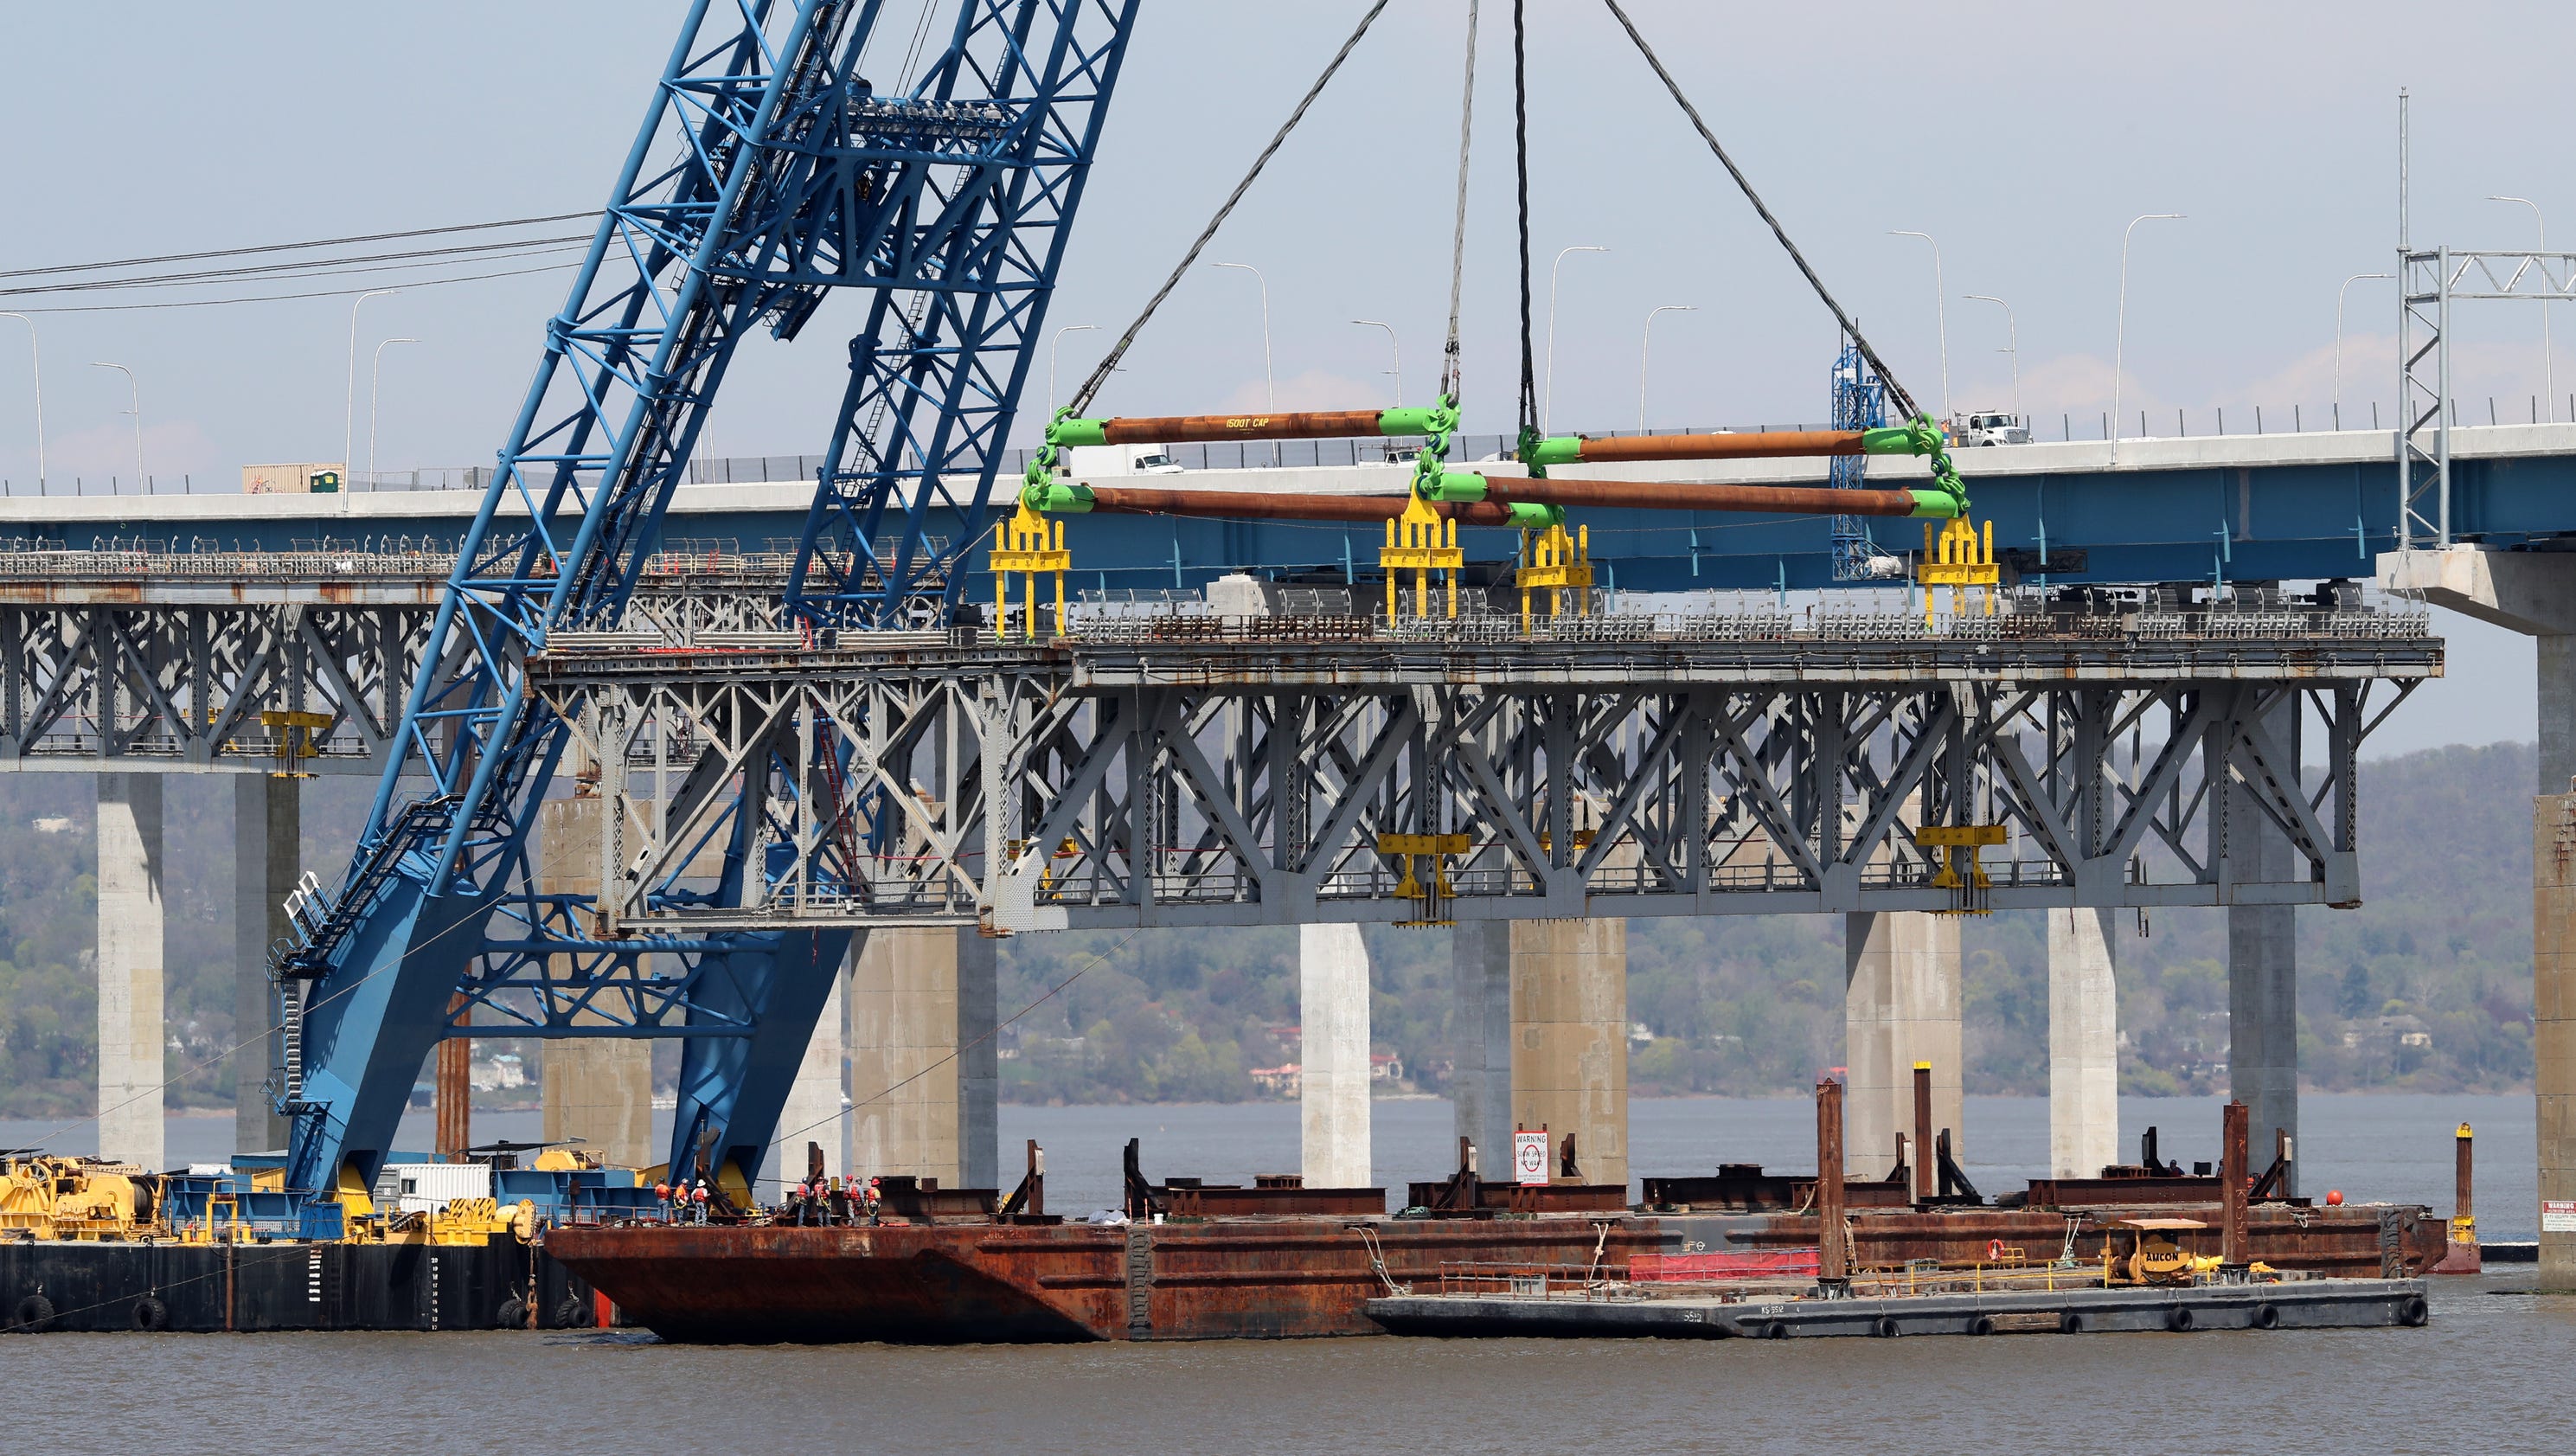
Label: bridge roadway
xmin=8 ymin=423 xmax=2573 ymax=594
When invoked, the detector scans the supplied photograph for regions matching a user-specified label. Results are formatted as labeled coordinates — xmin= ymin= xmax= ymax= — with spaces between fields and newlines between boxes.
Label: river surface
xmin=3 ymin=1094 xmax=2555 ymax=1451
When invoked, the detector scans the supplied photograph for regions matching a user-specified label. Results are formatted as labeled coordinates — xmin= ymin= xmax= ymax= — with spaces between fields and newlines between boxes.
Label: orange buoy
xmin=2325 ymin=1190 xmax=2345 ymax=1206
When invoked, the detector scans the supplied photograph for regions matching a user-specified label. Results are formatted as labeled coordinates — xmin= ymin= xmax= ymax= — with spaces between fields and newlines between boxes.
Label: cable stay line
xmin=0 ymin=209 xmax=600 ymax=284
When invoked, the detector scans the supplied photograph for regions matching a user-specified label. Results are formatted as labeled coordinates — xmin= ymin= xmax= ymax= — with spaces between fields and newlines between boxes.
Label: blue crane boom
xmin=275 ymin=0 xmax=1139 ymax=1201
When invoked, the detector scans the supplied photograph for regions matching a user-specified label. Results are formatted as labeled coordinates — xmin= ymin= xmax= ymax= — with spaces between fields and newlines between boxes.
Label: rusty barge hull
xmin=547 ymin=1218 xmax=1663 ymax=1344
xmin=546 ymin=1201 xmax=2440 ymax=1345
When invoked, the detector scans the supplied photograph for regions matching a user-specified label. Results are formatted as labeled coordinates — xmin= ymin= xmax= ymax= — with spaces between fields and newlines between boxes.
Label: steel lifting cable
xmin=1438 ymin=0 xmax=1483 ymax=399
xmin=1513 ymin=0 xmax=1538 ymax=438
xmin=1068 ymin=0 xmax=1396 ymax=417
xmin=1595 ymin=0 xmax=1926 ymax=425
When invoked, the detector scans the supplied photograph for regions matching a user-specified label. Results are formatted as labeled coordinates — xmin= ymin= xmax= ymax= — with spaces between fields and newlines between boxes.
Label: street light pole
xmin=1963 ymin=294 xmax=2018 ymax=415
xmin=2111 ymin=213 xmax=2185 ymax=464
xmin=89 ymin=362 xmax=143 ymax=489
xmin=1542 ymin=245 xmax=1610 ymax=433
xmin=2335 ymin=272 xmax=2393 ymax=427
xmin=1889 ymin=231 xmax=1950 ymax=420
xmin=1637 ymin=305 xmax=1696 ymax=430
xmin=2490 ymin=196 xmax=2553 ymax=414
xmin=368 ymin=337 xmax=419 ymax=479
xmin=1352 ymin=319 xmax=1401 ymax=406
xmin=0 ymin=313 xmax=43 ymax=491
xmin=1209 ymin=262 xmax=1274 ymax=412
xmin=1048 ymin=323 xmax=1098 ymax=416
xmin=343 ymin=288 xmax=399 ymax=475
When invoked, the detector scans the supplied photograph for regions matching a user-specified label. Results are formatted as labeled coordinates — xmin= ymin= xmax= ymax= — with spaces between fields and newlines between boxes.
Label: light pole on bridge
xmin=2336 ymin=272 xmax=2392 ymax=428
xmin=2111 ymin=213 xmax=2185 ymax=465
xmin=2489 ymin=196 xmax=2553 ymax=416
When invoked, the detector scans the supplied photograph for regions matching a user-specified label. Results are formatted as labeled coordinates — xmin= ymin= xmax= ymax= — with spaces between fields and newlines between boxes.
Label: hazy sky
xmin=0 ymin=1 xmax=2560 ymax=754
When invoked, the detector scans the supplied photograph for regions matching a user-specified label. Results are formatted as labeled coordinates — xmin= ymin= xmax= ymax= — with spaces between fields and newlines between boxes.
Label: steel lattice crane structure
xmin=275 ymin=0 xmax=1138 ymax=1201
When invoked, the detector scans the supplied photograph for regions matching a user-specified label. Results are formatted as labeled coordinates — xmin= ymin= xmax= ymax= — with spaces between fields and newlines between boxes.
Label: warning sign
xmin=2545 ymin=1200 xmax=2576 ymax=1234
xmin=1514 ymin=1130 xmax=1550 ymax=1187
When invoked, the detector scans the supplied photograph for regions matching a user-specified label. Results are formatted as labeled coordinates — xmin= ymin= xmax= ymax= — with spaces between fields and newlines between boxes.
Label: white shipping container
xmin=373 ymin=1162 xmax=492 ymax=1214
xmin=241 ymin=461 xmax=346 ymax=494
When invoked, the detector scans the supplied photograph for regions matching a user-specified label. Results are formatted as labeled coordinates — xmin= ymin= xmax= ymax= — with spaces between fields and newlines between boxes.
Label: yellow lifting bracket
xmin=1515 ymin=521 xmax=1593 ymax=630
xmin=259 ymin=709 xmax=334 ymax=779
xmin=1381 ymin=495 xmax=1463 ymax=620
xmin=1917 ymin=516 xmax=2001 ymax=627
xmin=1377 ymin=831 xmax=1470 ymax=924
xmin=1917 ymin=823 xmax=2006 ymax=915
xmin=989 ymin=503 xmax=1070 ymax=641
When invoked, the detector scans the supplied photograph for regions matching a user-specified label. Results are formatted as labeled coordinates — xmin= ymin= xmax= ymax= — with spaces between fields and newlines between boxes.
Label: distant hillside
xmin=0 ymin=741 xmax=2539 ymax=1118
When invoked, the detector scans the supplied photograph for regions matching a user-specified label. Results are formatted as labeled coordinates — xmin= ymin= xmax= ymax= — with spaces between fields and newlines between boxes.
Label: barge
xmin=546 ymin=1106 xmax=2454 ymax=1345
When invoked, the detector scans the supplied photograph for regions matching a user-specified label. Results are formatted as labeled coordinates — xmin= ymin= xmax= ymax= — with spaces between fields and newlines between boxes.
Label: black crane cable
xmin=1067 ymin=0 xmax=1394 ymax=417
xmin=1513 ymin=0 xmax=1539 ymax=439
xmin=1595 ymin=0 xmax=1926 ymax=425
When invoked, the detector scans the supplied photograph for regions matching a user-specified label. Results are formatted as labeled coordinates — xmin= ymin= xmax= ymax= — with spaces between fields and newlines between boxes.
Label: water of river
xmin=3 ymin=1095 xmax=2557 ymax=1451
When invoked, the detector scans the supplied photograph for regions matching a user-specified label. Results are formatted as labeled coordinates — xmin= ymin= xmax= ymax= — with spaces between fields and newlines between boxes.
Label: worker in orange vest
xmin=690 ymin=1179 xmax=711 ymax=1224
xmin=653 ymin=1180 xmax=673 ymax=1223
xmin=862 ymin=1176 xmax=882 ymax=1225
xmin=792 ymin=1179 xmax=812 ymax=1226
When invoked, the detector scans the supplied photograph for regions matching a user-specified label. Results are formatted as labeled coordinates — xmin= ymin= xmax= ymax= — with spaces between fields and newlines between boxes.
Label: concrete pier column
xmin=764 ymin=954 xmax=849 ymax=1198
xmin=2227 ymin=698 xmax=2300 ymax=1192
xmin=849 ymin=927 xmax=998 ymax=1188
xmin=97 ymin=773 xmax=166 ymax=1171
xmin=232 ymin=774 xmax=297 ymax=1155
xmin=537 ymin=797 xmax=657 ymax=1169
xmin=1298 ymin=924 xmax=1372 ymax=1187
xmin=2047 ymin=907 xmax=2120 ymax=1177
xmin=1842 ymin=911 xmax=1961 ymax=1177
xmin=1449 ymin=920 xmax=1514 ymax=1173
xmin=2381 ymin=547 xmax=2576 ymax=1290
xmin=1509 ymin=917 xmax=1629 ymax=1189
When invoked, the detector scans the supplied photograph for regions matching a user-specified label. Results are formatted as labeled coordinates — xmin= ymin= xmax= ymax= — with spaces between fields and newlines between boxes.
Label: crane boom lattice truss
xmin=273 ymin=0 xmax=1139 ymax=1197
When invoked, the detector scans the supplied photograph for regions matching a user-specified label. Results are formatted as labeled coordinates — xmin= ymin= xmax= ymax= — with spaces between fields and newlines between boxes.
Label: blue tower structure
xmin=274 ymin=0 xmax=1139 ymax=1201
xmin=1827 ymin=332 xmax=1891 ymax=580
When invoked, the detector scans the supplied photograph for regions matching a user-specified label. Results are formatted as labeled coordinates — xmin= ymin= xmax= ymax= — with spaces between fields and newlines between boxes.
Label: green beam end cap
xmin=1377 ymin=407 xmax=1442 ymax=438
xmin=1862 ymin=420 xmax=1950 ymax=456
xmin=1027 ymin=481 xmax=1097 ymax=514
xmin=1528 ymin=435 xmax=1585 ymax=467
xmin=1047 ymin=417 xmax=1110 ymax=448
xmin=1503 ymin=502 xmax=1562 ymax=529
xmin=1426 ymin=471 xmax=1490 ymax=504
xmin=1906 ymin=488 xmax=1964 ymax=519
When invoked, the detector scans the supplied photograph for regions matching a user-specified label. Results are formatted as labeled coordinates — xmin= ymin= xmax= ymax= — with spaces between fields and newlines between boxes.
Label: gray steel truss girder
xmin=532 ymin=644 xmax=2424 ymax=934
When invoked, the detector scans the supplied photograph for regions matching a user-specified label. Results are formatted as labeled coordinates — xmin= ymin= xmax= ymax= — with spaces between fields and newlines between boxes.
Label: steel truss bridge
xmin=512 ymin=591 xmax=2435 ymax=965
xmin=0 ymin=552 xmax=785 ymax=772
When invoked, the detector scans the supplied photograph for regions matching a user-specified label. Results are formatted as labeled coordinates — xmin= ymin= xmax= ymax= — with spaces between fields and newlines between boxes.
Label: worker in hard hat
xmin=862 ymin=1176 xmax=883 ymax=1226
xmin=690 ymin=1178 xmax=711 ymax=1225
xmin=653 ymin=1180 xmax=673 ymax=1223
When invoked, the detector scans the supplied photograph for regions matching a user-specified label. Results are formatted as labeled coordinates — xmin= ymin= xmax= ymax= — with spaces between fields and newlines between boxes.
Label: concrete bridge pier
xmin=849 ymin=927 xmax=998 ymax=1190
xmin=1448 ymin=917 xmax=1629 ymax=1189
xmin=1843 ymin=911 xmax=1962 ymax=1178
xmin=1298 ymin=924 xmax=1372 ymax=1187
xmin=233 ymin=775 xmax=298 ymax=1156
xmin=537 ymin=797 xmax=657 ymax=1170
xmin=2384 ymin=545 xmax=2576 ymax=1290
xmin=2048 ymin=907 xmax=2121 ymax=1177
xmin=766 ymin=945 xmax=849 ymax=1197
xmin=97 ymin=773 xmax=166 ymax=1171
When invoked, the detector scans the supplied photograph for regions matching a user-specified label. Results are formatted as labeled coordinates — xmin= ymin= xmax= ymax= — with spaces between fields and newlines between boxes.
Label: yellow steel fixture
xmin=1377 ymin=831 xmax=1470 ymax=926
xmin=1917 ymin=823 xmax=2006 ymax=914
xmin=1515 ymin=521 xmax=1594 ymax=630
xmin=1381 ymin=496 xmax=1463 ymax=620
xmin=259 ymin=709 xmax=334 ymax=779
xmin=1917 ymin=516 xmax=2000 ymax=626
xmin=989 ymin=503 xmax=1069 ymax=640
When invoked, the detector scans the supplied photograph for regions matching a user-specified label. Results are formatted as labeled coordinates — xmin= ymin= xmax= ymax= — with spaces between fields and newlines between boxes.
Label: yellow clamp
xmin=1917 ymin=824 xmax=2005 ymax=915
xmin=1381 ymin=496 xmax=1463 ymax=621
xmin=1916 ymin=517 xmax=2000 ymax=627
xmin=1515 ymin=521 xmax=1592 ymax=631
xmin=990 ymin=504 xmax=1069 ymax=641
xmin=259 ymin=709 xmax=334 ymax=779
